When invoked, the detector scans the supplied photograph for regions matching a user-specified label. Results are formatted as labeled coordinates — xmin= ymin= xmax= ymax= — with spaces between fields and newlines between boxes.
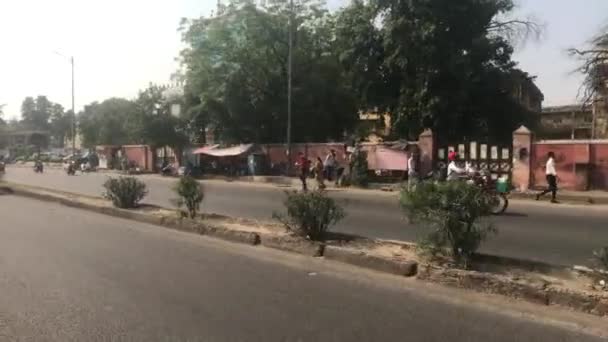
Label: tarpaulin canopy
xmin=194 ymin=144 xmax=255 ymax=157
xmin=192 ymin=144 xmax=219 ymax=155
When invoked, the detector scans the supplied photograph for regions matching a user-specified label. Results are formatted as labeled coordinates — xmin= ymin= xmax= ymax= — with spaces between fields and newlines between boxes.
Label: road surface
xmin=5 ymin=166 xmax=608 ymax=266
xmin=0 ymin=195 xmax=605 ymax=341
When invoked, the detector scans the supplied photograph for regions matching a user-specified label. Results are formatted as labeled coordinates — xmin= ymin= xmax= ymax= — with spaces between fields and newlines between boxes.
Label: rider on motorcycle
xmin=446 ymin=151 xmax=465 ymax=181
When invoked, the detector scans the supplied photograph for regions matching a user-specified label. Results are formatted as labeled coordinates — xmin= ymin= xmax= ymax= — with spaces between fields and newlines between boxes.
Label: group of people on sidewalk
xmin=295 ymin=149 xmax=345 ymax=191
xmin=294 ymin=147 xmax=561 ymax=202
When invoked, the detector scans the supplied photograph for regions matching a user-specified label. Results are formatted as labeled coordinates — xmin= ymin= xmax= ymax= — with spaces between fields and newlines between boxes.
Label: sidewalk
xmin=510 ymin=189 xmax=608 ymax=205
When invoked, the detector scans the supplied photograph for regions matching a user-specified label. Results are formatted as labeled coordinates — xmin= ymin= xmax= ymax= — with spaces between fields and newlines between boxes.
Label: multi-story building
xmin=538 ymin=105 xmax=594 ymax=139
xmin=511 ymin=69 xmax=544 ymax=113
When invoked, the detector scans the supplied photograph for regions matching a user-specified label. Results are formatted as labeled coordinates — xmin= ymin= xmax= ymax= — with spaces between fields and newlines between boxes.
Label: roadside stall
xmin=193 ymin=144 xmax=257 ymax=177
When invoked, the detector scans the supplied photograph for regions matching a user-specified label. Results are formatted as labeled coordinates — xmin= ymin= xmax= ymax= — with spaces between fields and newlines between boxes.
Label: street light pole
xmin=286 ymin=0 xmax=293 ymax=176
xmin=54 ymin=51 xmax=76 ymax=153
xmin=71 ymin=56 xmax=75 ymax=153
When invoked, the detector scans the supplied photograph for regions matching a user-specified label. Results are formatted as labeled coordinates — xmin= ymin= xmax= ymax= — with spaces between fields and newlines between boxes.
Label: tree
xmin=21 ymin=96 xmax=53 ymax=131
xmin=570 ymin=27 xmax=608 ymax=107
xmin=179 ymin=0 xmax=357 ymax=144
xmin=48 ymin=104 xmax=73 ymax=147
xmin=0 ymin=104 xmax=5 ymax=126
xmin=133 ymin=84 xmax=189 ymax=153
xmin=334 ymin=0 xmax=540 ymax=143
xmin=78 ymin=98 xmax=138 ymax=147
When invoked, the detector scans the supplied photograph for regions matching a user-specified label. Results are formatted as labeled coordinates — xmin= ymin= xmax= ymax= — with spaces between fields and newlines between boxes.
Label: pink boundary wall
xmin=511 ymin=126 xmax=608 ymax=191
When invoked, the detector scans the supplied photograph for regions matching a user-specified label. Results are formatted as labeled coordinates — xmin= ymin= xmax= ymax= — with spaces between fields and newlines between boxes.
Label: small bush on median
xmin=103 ymin=176 xmax=147 ymax=209
xmin=273 ymin=190 xmax=345 ymax=241
xmin=593 ymin=247 xmax=608 ymax=272
xmin=401 ymin=181 xmax=496 ymax=268
xmin=173 ymin=176 xmax=204 ymax=219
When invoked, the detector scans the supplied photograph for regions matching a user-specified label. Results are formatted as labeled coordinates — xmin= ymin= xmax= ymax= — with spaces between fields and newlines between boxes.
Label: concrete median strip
xmin=2 ymin=181 xmax=607 ymax=318
xmin=324 ymin=246 xmax=418 ymax=277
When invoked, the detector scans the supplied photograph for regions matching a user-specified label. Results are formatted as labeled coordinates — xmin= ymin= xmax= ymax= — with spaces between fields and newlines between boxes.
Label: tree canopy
xmin=17 ymin=96 xmax=73 ymax=147
xmin=77 ymin=84 xmax=189 ymax=150
xmin=570 ymin=27 xmax=608 ymax=107
xmin=179 ymin=0 xmax=358 ymax=144
xmin=334 ymin=0 xmax=539 ymax=142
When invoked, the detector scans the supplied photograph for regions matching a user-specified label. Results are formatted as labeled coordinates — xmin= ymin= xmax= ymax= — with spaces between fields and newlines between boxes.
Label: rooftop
xmin=541 ymin=104 xmax=591 ymax=114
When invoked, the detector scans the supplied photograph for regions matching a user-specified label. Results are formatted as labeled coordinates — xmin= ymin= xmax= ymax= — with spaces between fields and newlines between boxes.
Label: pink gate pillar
xmin=511 ymin=126 xmax=533 ymax=191
xmin=418 ymin=129 xmax=435 ymax=175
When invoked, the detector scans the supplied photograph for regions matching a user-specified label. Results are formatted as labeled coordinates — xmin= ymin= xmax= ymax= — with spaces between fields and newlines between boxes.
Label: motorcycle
xmin=466 ymin=171 xmax=509 ymax=215
xmin=419 ymin=167 xmax=508 ymax=215
xmin=66 ymin=162 xmax=76 ymax=175
xmin=33 ymin=161 xmax=44 ymax=173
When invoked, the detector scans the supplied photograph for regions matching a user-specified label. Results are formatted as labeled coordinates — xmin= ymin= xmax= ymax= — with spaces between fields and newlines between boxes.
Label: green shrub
xmin=102 ymin=176 xmax=148 ymax=208
xmin=593 ymin=247 xmax=608 ymax=271
xmin=273 ymin=190 xmax=345 ymax=241
xmin=349 ymin=149 xmax=369 ymax=187
xmin=173 ymin=176 xmax=204 ymax=219
xmin=401 ymin=181 xmax=496 ymax=268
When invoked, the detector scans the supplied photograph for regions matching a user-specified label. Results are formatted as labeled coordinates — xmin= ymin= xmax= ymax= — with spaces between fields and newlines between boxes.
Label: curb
xmin=324 ymin=246 xmax=417 ymax=277
xmin=3 ymin=182 xmax=607 ymax=317
xmin=417 ymin=265 xmax=550 ymax=305
xmin=510 ymin=192 xmax=608 ymax=205
xmin=261 ymin=235 xmax=325 ymax=257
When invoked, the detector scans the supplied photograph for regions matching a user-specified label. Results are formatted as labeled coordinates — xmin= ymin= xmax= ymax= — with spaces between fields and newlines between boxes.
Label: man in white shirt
xmin=323 ymin=149 xmax=337 ymax=182
xmin=536 ymin=151 xmax=558 ymax=203
xmin=407 ymin=151 xmax=418 ymax=190
xmin=447 ymin=151 xmax=465 ymax=181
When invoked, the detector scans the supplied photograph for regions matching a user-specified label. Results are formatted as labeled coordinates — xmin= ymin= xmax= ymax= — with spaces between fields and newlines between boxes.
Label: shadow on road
xmin=499 ymin=212 xmax=528 ymax=218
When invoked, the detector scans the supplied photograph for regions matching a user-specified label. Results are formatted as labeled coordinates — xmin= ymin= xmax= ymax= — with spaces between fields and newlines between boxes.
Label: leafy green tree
xmin=78 ymin=98 xmax=138 ymax=147
xmin=335 ymin=0 xmax=540 ymax=142
xmin=179 ymin=0 xmax=357 ymax=144
xmin=0 ymin=104 xmax=5 ymax=126
xmin=133 ymin=84 xmax=189 ymax=155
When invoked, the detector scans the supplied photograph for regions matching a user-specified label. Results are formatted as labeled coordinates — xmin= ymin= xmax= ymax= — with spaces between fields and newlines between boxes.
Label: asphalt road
xmin=5 ymin=166 xmax=608 ymax=266
xmin=0 ymin=195 xmax=605 ymax=341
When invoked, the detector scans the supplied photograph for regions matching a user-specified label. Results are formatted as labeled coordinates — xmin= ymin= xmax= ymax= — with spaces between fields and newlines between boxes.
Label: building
xmin=0 ymin=129 xmax=50 ymax=149
xmin=538 ymin=105 xmax=594 ymax=140
xmin=358 ymin=109 xmax=391 ymax=143
xmin=511 ymin=69 xmax=544 ymax=113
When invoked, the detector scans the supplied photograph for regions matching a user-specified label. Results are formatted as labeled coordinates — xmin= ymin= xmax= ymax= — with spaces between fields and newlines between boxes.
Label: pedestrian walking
xmin=536 ymin=151 xmax=559 ymax=203
xmin=314 ymin=157 xmax=326 ymax=190
xmin=324 ymin=150 xmax=337 ymax=182
xmin=295 ymin=152 xmax=310 ymax=191
xmin=407 ymin=151 xmax=418 ymax=191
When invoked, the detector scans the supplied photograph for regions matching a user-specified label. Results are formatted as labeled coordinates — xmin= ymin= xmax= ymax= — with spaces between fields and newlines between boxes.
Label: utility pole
xmin=54 ymin=51 xmax=76 ymax=153
xmin=286 ymin=0 xmax=294 ymax=176
xmin=71 ymin=56 xmax=75 ymax=153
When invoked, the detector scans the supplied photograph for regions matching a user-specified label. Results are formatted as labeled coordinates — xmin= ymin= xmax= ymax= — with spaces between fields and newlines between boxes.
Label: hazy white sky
xmin=0 ymin=0 xmax=607 ymax=119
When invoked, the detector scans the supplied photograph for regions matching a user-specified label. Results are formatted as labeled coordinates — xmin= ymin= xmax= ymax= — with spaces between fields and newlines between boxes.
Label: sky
xmin=0 ymin=0 xmax=607 ymax=120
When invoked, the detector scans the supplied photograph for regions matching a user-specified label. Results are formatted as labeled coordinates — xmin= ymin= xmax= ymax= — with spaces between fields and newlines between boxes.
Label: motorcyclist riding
xmin=446 ymin=151 xmax=465 ymax=181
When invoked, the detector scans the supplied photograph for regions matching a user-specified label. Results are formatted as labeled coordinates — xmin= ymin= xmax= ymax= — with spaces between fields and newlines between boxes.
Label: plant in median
xmin=349 ymin=147 xmax=369 ymax=187
xmin=102 ymin=176 xmax=148 ymax=209
xmin=273 ymin=190 xmax=345 ymax=241
xmin=593 ymin=246 xmax=608 ymax=272
xmin=173 ymin=176 xmax=204 ymax=219
xmin=400 ymin=180 xmax=497 ymax=268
